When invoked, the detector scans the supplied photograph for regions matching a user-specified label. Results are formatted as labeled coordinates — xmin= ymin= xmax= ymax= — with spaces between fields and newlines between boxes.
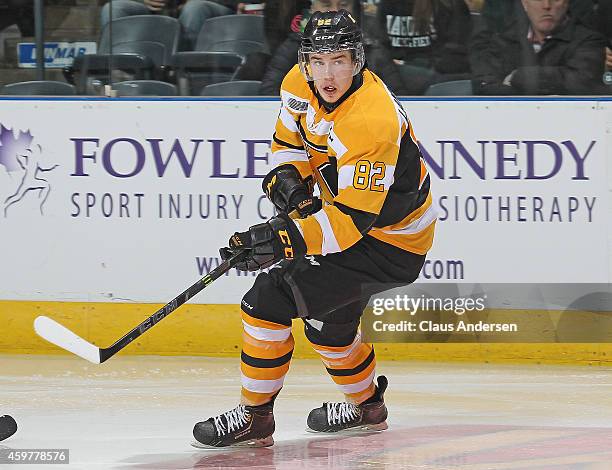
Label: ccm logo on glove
xmin=278 ymin=229 xmax=293 ymax=258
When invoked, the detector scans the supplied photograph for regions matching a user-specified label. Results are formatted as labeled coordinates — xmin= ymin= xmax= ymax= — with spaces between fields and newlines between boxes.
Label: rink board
xmin=0 ymin=97 xmax=611 ymax=364
xmin=1 ymin=300 xmax=611 ymax=365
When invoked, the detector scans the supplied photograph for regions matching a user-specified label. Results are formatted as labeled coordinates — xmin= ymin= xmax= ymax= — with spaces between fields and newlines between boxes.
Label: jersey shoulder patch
xmin=282 ymin=93 xmax=309 ymax=113
xmin=280 ymin=65 xmax=311 ymax=114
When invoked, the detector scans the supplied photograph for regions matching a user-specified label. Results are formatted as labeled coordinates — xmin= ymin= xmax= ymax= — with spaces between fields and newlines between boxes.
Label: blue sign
xmin=18 ymin=42 xmax=97 ymax=68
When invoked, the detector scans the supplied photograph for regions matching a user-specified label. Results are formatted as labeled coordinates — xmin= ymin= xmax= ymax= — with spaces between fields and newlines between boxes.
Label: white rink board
xmin=0 ymin=99 xmax=609 ymax=303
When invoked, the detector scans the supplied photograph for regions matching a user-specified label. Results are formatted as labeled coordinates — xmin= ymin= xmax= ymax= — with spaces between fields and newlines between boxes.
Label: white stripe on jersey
xmin=337 ymin=165 xmax=396 ymax=191
xmin=328 ymin=125 xmax=348 ymax=159
xmin=279 ymin=106 xmax=299 ymax=132
xmin=306 ymin=105 xmax=333 ymax=136
xmin=381 ymin=202 xmax=438 ymax=235
xmin=271 ymin=149 xmax=309 ymax=166
xmin=313 ymin=210 xmax=341 ymax=255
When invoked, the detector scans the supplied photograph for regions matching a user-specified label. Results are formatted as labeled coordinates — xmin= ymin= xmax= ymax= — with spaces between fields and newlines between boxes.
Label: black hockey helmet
xmin=298 ymin=9 xmax=365 ymax=82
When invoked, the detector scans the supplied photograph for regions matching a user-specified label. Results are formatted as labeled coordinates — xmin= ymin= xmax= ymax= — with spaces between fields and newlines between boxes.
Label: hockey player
xmin=193 ymin=9 xmax=436 ymax=448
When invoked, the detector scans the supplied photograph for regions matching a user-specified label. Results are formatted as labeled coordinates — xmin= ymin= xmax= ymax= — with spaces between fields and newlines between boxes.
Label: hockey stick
xmin=34 ymin=250 xmax=247 ymax=364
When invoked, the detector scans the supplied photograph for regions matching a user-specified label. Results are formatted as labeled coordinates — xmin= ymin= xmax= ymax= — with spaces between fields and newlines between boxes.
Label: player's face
xmin=521 ymin=0 xmax=569 ymax=36
xmin=312 ymin=0 xmax=354 ymax=13
xmin=310 ymin=51 xmax=355 ymax=103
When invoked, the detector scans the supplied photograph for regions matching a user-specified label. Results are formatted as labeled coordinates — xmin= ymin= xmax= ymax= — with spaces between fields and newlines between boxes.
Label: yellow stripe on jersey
xmin=295 ymin=205 xmax=363 ymax=255
xmin=273 ymin=124 xmax=302 ymax=149
xmin=294 ymin=214 xmax=323 ymax=254
xmin=369 ymin=222 xmax=435 ymax=255
xmin=370 ymin=193 xmax=437 ymax=255
xmin=272 ymin=156 xmax=312 ymax=181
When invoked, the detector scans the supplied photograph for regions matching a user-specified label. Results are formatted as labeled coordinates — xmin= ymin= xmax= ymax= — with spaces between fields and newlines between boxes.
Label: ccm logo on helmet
xmin=315 ymin=35 xmax=335 ymax=40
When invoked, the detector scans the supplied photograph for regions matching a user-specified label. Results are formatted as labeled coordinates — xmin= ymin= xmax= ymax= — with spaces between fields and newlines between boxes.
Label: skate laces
xmin=326 ymin=402 xmax=360 ymax=426
xmin=213 ymin=405 xmax=251 ymax=436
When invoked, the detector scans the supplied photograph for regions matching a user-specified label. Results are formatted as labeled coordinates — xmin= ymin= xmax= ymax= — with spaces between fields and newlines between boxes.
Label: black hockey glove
xmin=262 ymin=164 xmax=321 ymax=218
xmin=220 ymin=213 xmax=307 ymax=272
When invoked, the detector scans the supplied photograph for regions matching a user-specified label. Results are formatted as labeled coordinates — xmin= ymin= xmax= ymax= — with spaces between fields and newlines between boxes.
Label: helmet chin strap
xmin=310 ymin=67 xmax=366 ymax=113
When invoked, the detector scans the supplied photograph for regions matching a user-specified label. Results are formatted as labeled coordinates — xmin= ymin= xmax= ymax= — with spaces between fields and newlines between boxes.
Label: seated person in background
xmin=376 ymin=0 xmax=473 ymax=94
xmin=0 ymin=0 xmax=33 ymax=36
xmin=473 ymin=0 xmax=606 ymax=95
xmin=594 ymin=0 xmax=612 ymax=73
xmin=100 ymin=0 xmax=261 ymax=50
xmin=234 ymin=0 xmax=311 ymax=81
xmin=377 ymin=1 xmax=472 ymax=71
xmin=264 ymin=0 xmax=311 ymax=55
xmin=0 ymin=1 xmax=28 ymax=63
xmin=260 ymin=0 xmax=406 ymax=96
xmin=470 ymin=0 xmax=597 ymax=70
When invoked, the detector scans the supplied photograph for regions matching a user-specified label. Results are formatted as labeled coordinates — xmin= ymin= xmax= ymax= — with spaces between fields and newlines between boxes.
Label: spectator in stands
xmin=375 ymin=0 xmax=472 ymax=94
xmin=234 ymin=0 xmax=310 ymax=81
xmin=263 ymin=0 xmax=311 ymax=55
xmin=260 ymin=0 xmax=407 ymax=96
xmin=470 ymin=0 xmax=597 ymax=71
xmin=100 ymin=0 xmax=262 ymax=50
xmin=473 ymin=0 xmax=606 ymax=95
xmin=595 ymin=0 xmax=612 ymax=72
xmin=0 ymin=0 xmax=34 ymax=37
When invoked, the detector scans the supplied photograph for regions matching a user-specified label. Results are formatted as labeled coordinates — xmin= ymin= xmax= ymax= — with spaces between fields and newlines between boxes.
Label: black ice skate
xmin=307 ymin=376 xmax=389 ymax=433
xmin=192 ymin=402 xmax=275 ymax=448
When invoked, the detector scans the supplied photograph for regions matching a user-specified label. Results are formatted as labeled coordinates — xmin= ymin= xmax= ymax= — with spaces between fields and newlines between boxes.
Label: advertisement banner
xmin=0 ymin=99 xmax=609 ymax=304
xmin=17 ymin=42 xmax=97 ymax=68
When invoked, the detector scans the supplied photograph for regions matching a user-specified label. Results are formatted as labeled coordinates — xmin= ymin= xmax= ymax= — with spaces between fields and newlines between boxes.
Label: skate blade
xmin=306 ymin=420 xmax=388 ymax=434
xmin=191 ymin=435 xmax=274 ymax=450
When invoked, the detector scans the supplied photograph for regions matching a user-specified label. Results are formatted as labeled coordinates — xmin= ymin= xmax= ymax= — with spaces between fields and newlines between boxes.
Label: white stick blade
xmin=34 ymin=316 xmax=101 ymax=364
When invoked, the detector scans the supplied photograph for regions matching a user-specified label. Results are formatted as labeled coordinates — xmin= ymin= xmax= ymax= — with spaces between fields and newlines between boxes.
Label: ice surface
xmin=1 ymin=354 xmax=611 ymax=469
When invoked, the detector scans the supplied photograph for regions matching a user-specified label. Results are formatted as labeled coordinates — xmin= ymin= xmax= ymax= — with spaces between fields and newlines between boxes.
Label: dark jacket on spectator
xmin=473 ymin=15 xmax=606 ymax=95
xmin=470 ymin=0 xmax=597 ymax=70
xmin=259 ymin=33 xmax=407 ymax=96
xmin=596 ymin=0 xmax=612 ymax=46
xmin=0 ymin=0 xmax=34 ymax=36
xmin=471 ymin=0 xmax=594 ymax=33
xmin=376 ymin=0 xmax=472 ymax=74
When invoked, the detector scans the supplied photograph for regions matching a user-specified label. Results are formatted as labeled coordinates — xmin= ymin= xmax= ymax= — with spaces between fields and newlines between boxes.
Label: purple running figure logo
xmin=0 ymin=124 xmax=58 ymax=216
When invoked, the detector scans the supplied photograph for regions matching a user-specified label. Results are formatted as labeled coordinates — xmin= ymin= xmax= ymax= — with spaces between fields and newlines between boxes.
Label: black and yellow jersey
xmin=271 ymin=64 xmax=436 ymax=256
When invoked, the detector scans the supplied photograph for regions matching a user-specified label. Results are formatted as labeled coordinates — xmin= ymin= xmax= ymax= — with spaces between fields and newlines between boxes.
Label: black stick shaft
xmin=99 ymin=251 xmax=245 ymax=363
